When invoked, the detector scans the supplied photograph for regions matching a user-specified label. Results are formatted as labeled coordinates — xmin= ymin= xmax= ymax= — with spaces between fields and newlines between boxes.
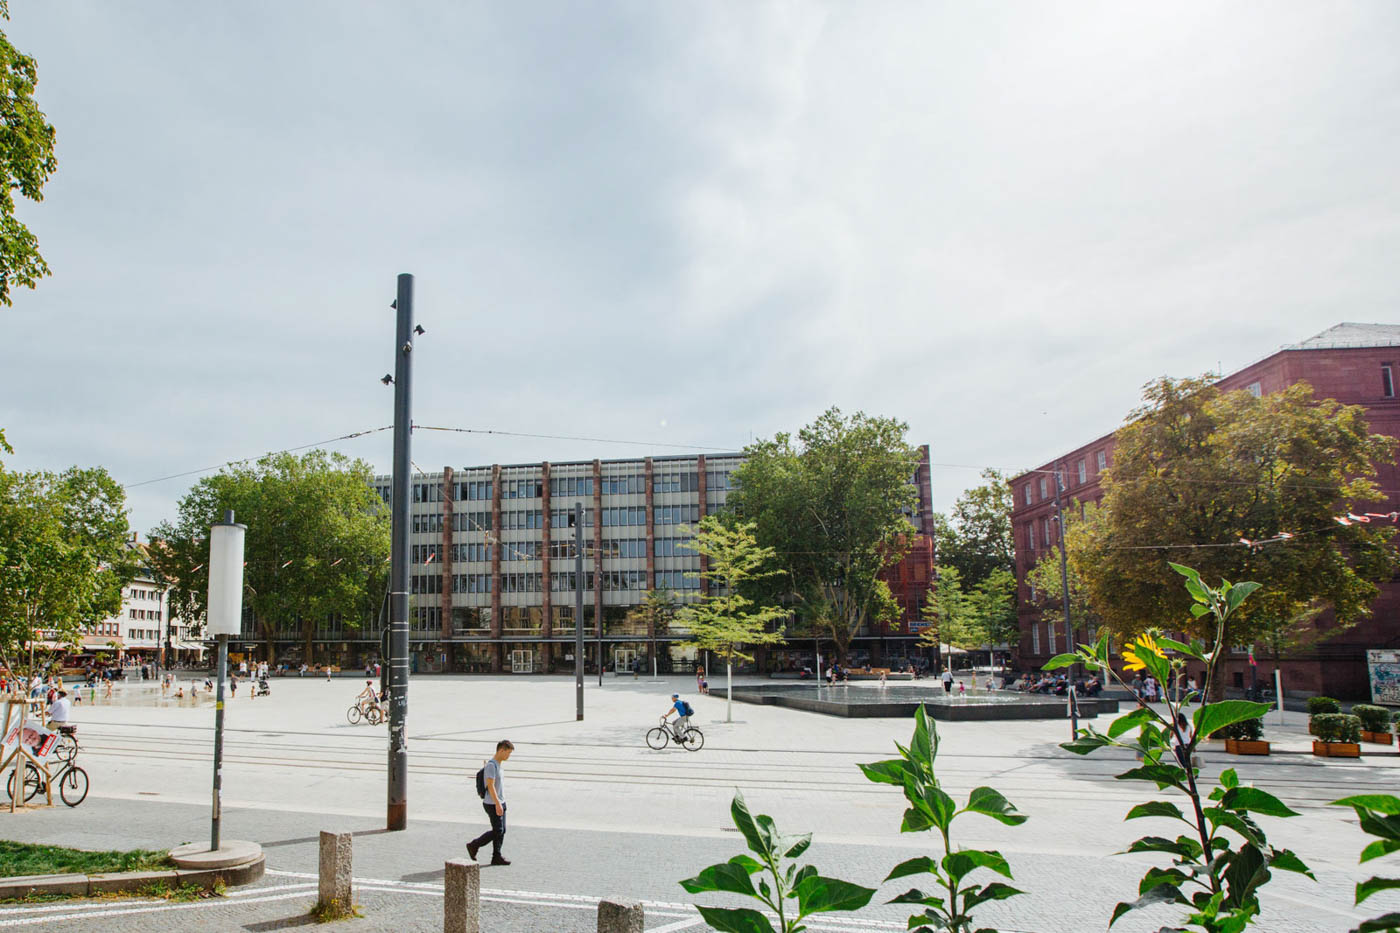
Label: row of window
xmin=128 ymin=628 xmax=161 ymax=641
xmin=128 ymin=608 xmax=162 ymax=621
xmin=655 ymin=570 xmax=701 ymax=591
xmin=1022 ymin=450 xmax=1109 ymax=506
xmin=126 ymin=587 xmax=160 ymax=601
xmin=412 ymin=513 xmax=445 ymax=534
xmin=449 ymin=571 xmax=701 ymax=594
xmin=93 ymin=622 xmax=120 ymax=636
xmin=602 ymin=507 xmax=646 ymax=527
xmin=455 ymin=512 xmax=491 ymax=532
xmin=418 ymin=537 xmax=697 ymax=566
xmin=398 ymin=470 xmax=737 ymax=505
xmin=501 ymin=510 xmax=544 ymax=530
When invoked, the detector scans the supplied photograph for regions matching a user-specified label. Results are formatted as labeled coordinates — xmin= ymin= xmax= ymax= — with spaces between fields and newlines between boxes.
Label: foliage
xmin=1063 ymin=377 xmax=1399 ymax=653
xmin=1044 ymin=563 xmax=1312 ymax=931
xmin=930 ymin=469 xmax=1015 ymax=590
xmin=859 ymin=705 xmax=1026 ymax=932
xmin=920 ymin=567 xmax=1017 ymax=656
xmin=1025 ymin=503 xmax=1106 ymax=638
xmin=0 ymin=465 xmax=136 ymax=674
xmin=1307 ymin=697 xmax=1341 ymax=716
xmin=1329 ymin=794 xmax=1400 ymax=933
xmin=148 ymin=450 xmax=389 ymax=658
xmin=677 ymin=517 xmax=788 ymax=664
xmin=680 ymin=791 xmax=876 ymax=933
xmin=628 ymin=588 xmax=679 ymax=641
xmin=1352 ymin=705 xmax=1392 ymax=734
xmin=729 ymin=407 xmax=917 ymax=663
xmin=1215 ymin=718 xmax=1264 ymax=742
xmin=1312 ymin=714 xmax=1362 ymax=744
xmin=0 ymin=3 xmax=57 ymax=307
xmin=0 ymin=840 xmax=173 ymax=876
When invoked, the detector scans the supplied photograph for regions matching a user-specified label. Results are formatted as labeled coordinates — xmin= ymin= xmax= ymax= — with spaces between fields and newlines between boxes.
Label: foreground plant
xmin=1045 ymin=563 xmax=1313 ymax=932
xmin=1329 ymin=793 xmax=1400 ymax=933
xmin=859 ymin=705 xmax=1026 ymax=932
xmin=680 ymin=790 xmax=876 ymax=932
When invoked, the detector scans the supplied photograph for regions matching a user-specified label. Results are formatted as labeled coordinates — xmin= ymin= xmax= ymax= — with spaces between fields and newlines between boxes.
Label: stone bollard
xmin=443 ymin=859 xmax=481 ymax=933
xmin=597 ymin=896 xmax=644 ymax=933
xmin=317 ymin=831 xmax=353 ymax=918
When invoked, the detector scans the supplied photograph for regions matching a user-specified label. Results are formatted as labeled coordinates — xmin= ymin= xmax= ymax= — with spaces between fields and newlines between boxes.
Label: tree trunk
xmin=726 ymin=659 xmax=733 ymax=723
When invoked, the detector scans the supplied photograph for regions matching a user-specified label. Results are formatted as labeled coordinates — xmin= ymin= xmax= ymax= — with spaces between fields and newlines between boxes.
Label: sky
xmin=2 ymin=1 xmax=1399 ymax=536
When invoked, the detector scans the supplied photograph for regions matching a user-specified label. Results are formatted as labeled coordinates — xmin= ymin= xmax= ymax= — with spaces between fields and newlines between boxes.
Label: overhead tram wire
xmin=121 ymin=426 xmax=394 ymax=490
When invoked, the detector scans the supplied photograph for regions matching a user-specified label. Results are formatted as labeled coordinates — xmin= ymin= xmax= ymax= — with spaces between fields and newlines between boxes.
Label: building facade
xmin=81 ymin=537 xmax=204 ymax=667
xmin=1011 ymin=323 xmax=1400 ymax=698
xmin=233 ymin=447 xmax=938 ymax=674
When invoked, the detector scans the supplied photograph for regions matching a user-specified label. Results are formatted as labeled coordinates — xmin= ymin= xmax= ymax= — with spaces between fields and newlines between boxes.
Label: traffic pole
xmin=387 ymin=273 xmax=415 ymax=831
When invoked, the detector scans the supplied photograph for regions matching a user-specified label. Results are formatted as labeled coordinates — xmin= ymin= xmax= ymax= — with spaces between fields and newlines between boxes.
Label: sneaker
xmin=489 ymin=856 xmax=511 ymax=866
xmin=466 ymin=841 xmax=480 ymax=861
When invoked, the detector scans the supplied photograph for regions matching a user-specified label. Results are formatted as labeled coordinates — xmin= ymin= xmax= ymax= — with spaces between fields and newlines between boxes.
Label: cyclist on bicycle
xmin=662 ymin=693 xmax=693 ymax=740
xmin=356 ymin=680 xmax=379 ymax=711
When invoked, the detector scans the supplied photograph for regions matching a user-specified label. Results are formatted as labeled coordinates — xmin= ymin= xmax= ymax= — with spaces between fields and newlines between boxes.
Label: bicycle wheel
xmin=346 ymin=705 xmax=362 ymax=725
xmin=681 ymin=728 xmax=705 ymax=752
xmin=5 ymin=761 xmax=43 ymax=802
xmin=54 ymin=735 xmax=78 ymax=764
xmin=59 ymin=765 xmax=88 ymax=807
xmin=366 ymin=706 xmax=383 ymax=725
xmin=645 ymin=727 xmax=669 ymax=750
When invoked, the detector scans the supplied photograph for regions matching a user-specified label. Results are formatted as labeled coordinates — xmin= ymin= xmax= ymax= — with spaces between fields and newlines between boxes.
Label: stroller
xmin=253 ymin=676 xmax=272 ymax=697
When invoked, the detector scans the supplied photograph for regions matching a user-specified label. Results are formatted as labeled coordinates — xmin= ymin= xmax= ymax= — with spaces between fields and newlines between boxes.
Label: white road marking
xmin=648 ymin=919 xmax=704 ymax=932
xmin=0 ymin=890 xmax=313 ymax=927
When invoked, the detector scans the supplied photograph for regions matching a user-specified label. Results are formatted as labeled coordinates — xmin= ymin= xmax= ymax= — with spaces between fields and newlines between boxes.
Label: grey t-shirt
xmin=483 ymin=759 xmax=504 ymax=803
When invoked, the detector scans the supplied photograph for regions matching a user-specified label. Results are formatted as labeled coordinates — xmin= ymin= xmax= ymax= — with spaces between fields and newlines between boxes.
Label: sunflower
xmin=1122 ymin=633 xmax=1165 ymax=672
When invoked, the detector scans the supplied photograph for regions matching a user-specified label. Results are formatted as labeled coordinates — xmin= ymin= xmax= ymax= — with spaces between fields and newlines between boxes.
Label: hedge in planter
xmin=1307 ymin=696 xmax=1341 ymax=735
xmin=1217 ymin=716 xmax=1269 ymax=755
xmin=1312 ymin=713 xmax=1363 ymax=758
xmin=1353 ymin=704 xmax=1394 ymax=744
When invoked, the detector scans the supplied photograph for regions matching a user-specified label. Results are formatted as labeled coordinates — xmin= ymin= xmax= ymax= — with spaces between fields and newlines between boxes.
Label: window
xmin=1096 ymin=451 xmax=1107 ymax=472
xmin=1246 ymin=381 xmax=1262 ymax=398
xmin=1028 ymin=524 xmax=1037 ymax=550
xmin=1031 ymin=623 xmax=1041 ymax=655
xmin=1038 ymin=477 xmax=1047 ymax=500
xmin=1384 ymin=364 xmax=1395 ymax=399
xmin=1076 ymin=459 xmax=1086 ymax=484
xmin=1047 ymin=621 xmax=1056 ymax=654
xmin=1023 ymin=485 xmax=1032 ymax=506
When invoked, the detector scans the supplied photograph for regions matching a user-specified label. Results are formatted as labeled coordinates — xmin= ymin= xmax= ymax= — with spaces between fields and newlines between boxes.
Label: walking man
xmin=467 ymin=739 xmax=514 ymax=866
xmin=941 ymin=667 xmax=954 ymax=694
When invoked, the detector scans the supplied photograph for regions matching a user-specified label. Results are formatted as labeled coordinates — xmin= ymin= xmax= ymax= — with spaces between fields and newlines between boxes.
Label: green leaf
xmin=1137 ymin=866 xmax=1191 ymax=894
xmin=1194 ymin=701 xmax=1271 ymax=741
xmin=793 ymin=875 xmax=878 ymax=914
xmin=942 ymin=849 xmax=1012 ymax=884
xmin=1355 ymin=912 xmax=1400 ymax=933
xmin=1061 ymin=733 xmax=1112 ymax=755
xmin=924 ymin=784 xmax=957 ymax=832
xmin=694 ymin=905 xmax=778 ymax=933
xmin=1332 ymin=795 xmax=1400 ymax=815
xmin=730 ymin=855 xmax=765 ymax=875
xmin=1360 ymin=839 xmax=1400 ymax=864
xmin=1156 ymin=635 xmax=1207 ymax=662
xmin=888 ymin=887 xmax=944 ymax=908
xmin=857 ymin=759 xmax=908 ymax=786
xmin=1125 ymin=835 xmax=1202 ymax=860
xmin=1189 ymin=602 xmax=1210 ymax=617
xmin=901 ymin=806 xmax=935 ymax=833
xmin=1125 ymin=801 xmax=1188 ymax=823
xmin=1110 ymin=883 xmax=1186 ymax=927
xmin=962 ymin=787 xmax=1028 ymax=826
xmin=679 ymin=861 xmax=760 ymax=897
xmin=729 ymin=792 xmax=773 ymax=860
xmin=1042 ymin=652 xmax=1081 ymax=671
xmin=782 ymin=834 xmax=812 ymax=859
xmin=1221 ymin=786 xmax=1299 ymax=818
xmin=1219 ymin=768 xmax=1240 ymax=790
xmin=885 ymin=856 xmax=938 ymax=882
xmin=962 ymin=881 xmax=1023 ymax=910
xmin=1225 ymin=581 xmax=1261 ymax=615
xmin=1202 ymin=806 xmax=1264 ymax=847
xmin=910 ymin=705 xmax=934 ymax=765
xmin=1220 ymin=842 xmax=1269 ymax=910
xmin=1269 ymin=848 xmax=1314 ymax=880
xmin=1357 ymin=877 xmax=1400 ymax=906
xmin=1108 ymin=707 xmax=1159 ymax=739
xmin=1115 ymin=764 xmax=1188 ymax=791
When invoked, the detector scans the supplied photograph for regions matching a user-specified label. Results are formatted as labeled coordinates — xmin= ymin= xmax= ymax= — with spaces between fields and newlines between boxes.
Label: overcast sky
xmin=2 ymin=1 xmax=1398 ymax=535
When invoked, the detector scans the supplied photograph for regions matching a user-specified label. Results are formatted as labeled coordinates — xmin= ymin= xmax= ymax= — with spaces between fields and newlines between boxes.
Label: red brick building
xmin=1011 ymin=323 xmax=1400 ymax=699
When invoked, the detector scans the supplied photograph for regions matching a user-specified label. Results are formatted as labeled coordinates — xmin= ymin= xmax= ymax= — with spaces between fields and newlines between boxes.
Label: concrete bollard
xmin=444 ymin=859 xmax=481 ymax=933
xmin=317 ymin=831 xmax=353 ymax=915
xmin=597 ymin=896 xmax=644 ymax=933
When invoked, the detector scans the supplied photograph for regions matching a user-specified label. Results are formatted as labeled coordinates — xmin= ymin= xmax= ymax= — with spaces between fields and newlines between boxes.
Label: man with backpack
xmin=467 ymin=739 xmax=514 ymax=866
xmin=663 ymin=693 xmax=693 ymax=740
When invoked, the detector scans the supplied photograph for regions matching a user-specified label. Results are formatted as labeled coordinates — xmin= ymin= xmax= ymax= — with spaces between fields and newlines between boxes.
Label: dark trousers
xmin=469 ymin=803 xmax=506 ymax=859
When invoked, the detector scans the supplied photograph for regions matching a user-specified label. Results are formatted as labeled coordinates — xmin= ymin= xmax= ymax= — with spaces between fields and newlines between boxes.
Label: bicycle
xmin=53 ymin=724 xmax=79 ymax=764
xmin=646 ymin=716 xmax=704 ymax=751
xmin=346 ymin=698 xmax=385 ymax=725
xmin=6 ymin=756 xmax=89 ymax=807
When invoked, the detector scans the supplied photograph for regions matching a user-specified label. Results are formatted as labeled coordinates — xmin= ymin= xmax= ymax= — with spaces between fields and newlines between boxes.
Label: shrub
xmin=1307 ymin=696 xmax=1341 ymax=716
xmin=1216 ymin=717 xmax=1264 ymax=742
xmin=1312 ymin=713 xmax=1361 ymax=744
xmin=1352 ymin=704 xmax=1391 ymax=733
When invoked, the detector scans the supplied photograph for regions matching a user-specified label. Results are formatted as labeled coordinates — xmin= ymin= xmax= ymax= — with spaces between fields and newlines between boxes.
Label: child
xmin=957 ymin=680 xmax=966 ymax=695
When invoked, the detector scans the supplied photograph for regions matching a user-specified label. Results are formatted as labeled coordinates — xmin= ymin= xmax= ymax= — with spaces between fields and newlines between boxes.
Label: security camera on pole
xmin=168 ymin=510 xmax=263 ymax=873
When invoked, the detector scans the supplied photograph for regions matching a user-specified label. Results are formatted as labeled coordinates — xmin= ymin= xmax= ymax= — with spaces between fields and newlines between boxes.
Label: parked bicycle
xmin=646 ymin=716 xmax=704 ymax=751
xmin=53 ymin=724 xmax=79 ymax=764
xmin=346 ymin=699 xmax=385 ymax=725
xmin=6 ymin=754 xmax=88 ymax=808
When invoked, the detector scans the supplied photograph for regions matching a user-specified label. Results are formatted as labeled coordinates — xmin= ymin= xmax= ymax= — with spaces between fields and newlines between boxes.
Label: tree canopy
xmin=0 ymin=462 xmax=136 ymax=674
xmin=730 ymin=407 xmax=917 ymax=662
xmin=919 ymin=565 xmax=1018 ymax=656
xmin=0 ymin=2 xmax=58 ymax=306
xmin=149 ymin=450 xmax=390 ymax=659
xmin=931 ymin=468 xmax=1015 ymax=589
xmin=677 ymin=516 xmax=788 ymax=664
xmin=1067 ymin=376 xmax=1398 ymax=648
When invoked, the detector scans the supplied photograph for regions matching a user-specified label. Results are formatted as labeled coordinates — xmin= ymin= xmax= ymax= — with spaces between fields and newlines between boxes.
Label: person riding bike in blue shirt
xmin=662 ymin=693 xmax=692 ymax=740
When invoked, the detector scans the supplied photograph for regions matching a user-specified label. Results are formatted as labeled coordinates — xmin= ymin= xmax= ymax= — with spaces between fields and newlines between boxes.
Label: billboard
xmin=1367 ymin=649 xmax=1400 ymax=707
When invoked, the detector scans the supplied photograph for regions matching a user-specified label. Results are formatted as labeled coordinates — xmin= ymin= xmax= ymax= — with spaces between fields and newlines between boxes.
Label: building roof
xmin=1288 ymin=322 xmax=1400 ymax=351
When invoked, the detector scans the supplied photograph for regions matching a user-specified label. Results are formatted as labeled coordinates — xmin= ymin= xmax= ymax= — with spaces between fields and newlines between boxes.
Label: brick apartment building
xmin=233 ymin=447 xmax=938 ymax=673
xmin=1011 ymin=323 xmax=1400 ymax=699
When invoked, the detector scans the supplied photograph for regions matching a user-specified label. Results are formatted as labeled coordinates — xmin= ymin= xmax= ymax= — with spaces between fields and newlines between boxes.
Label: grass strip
xmin=0 ymin=840 xmax=175 ymax=877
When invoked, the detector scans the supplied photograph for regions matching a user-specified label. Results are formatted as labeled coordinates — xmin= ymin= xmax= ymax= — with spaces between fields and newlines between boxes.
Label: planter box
xmin=1360 ymin=731 xmax=1394 ymax=745
xmin=1225 ymin=739 xmax=1270 ymax=755
xmin=1313 ymin=741 xmax=1362 ymax=758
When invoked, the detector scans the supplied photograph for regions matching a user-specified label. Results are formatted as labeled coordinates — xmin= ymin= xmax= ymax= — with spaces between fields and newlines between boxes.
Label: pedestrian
xmin=957 ymin=680 xmax=966 ymax=695
xmin=300 ymin=663 xmax=307 ymax=678
xmin=325 ymin=665 xmax=332 ymax=682
xmin=941 ymin=667 xmax=954 ymax=694
xmin=467 ymin=740 xmax=515 ymax=866
xmin=230 ymin=677 xmax=237 ymax=698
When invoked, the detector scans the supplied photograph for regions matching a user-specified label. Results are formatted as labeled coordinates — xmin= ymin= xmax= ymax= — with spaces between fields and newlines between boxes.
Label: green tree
xmin=730 ymin=407 xmax=917 ymax=664
xmin=1070 ymin=377 xmax=1398 ymax=675
xmin=931 ymin=468 xmax=1016 ymax=589
xmin=149 ymin=450 xmax=390 ymax=662
xmin=0 ymin=465 xmax=136 ymax=674
xmin=922 ymin=566 xmax=1017 ymax=670
xmin=0 ymin=3 xmax=58 ymax=307
xmin=627 ymin=587 xmax=679 ymax=675
xmin=1026 ymin=503 xmax=1106 ymax=647
xmin=677 ymin=516 xmax=788 ymax=722
xmin=918 ymin=567 xmax=966 ymax=665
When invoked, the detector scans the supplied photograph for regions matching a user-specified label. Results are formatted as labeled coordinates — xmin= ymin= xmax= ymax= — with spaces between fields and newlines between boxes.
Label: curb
xmin=0 ymin=853 xmax=265 ymax=900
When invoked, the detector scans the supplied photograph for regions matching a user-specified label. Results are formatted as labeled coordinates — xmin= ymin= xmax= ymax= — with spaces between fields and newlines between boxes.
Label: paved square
xmin=1 ymin=674 xmax=1397 ymax=931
